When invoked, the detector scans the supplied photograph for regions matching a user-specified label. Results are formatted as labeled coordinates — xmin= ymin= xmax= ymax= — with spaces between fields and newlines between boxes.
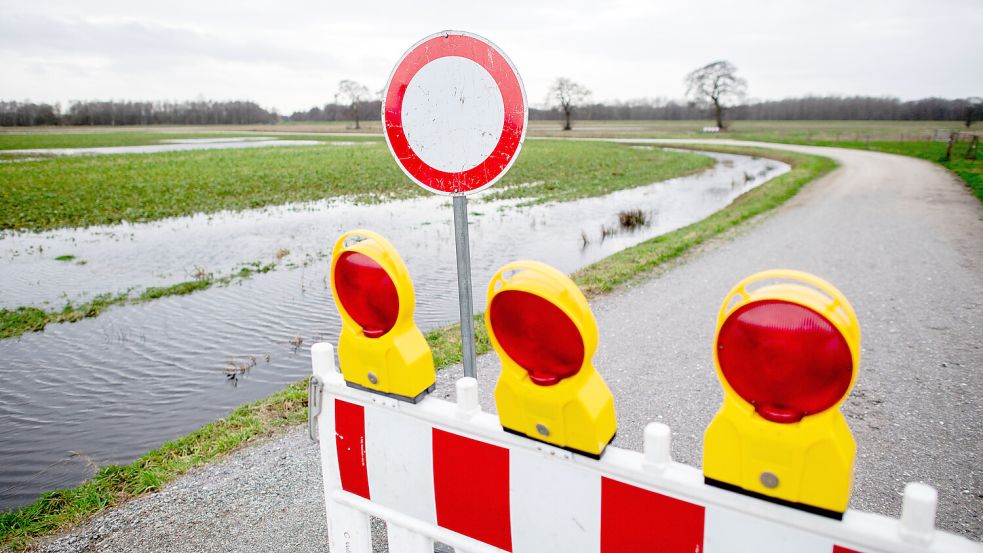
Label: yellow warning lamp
xmin=485 ymin=261 xmax=616 ymax=458
xmin=703 ymin=269 xmax=861 ymax=517
xmin=330 ymin=229 xmax=435 ymax=403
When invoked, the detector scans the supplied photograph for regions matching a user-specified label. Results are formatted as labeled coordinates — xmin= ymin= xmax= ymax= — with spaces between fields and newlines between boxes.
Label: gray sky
xmin=2 ymin=0 xmax=981 ymax=114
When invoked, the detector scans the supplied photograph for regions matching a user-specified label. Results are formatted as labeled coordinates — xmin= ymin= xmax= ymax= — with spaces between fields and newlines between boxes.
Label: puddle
xmin=0 ymin=151 xmax=788 ymax=509
xmin=159 ymin=137 xmax=276 ymax=144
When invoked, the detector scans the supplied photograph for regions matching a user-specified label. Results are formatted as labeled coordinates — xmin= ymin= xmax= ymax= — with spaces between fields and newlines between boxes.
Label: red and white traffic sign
xmin=382 ymin=31 xmax=528 ymax=195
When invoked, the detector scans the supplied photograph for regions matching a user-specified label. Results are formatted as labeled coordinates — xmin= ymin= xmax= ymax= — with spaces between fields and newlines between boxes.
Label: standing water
xmin=0 ymin=151 xmax=788 ymax=509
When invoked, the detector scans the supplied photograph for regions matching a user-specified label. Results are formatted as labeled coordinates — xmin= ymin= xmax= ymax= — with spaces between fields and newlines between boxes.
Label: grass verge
xmin=0 ymin=262 xmax=274 ymax=340
xmin=0 ymin=144 xmax=834 ymax=549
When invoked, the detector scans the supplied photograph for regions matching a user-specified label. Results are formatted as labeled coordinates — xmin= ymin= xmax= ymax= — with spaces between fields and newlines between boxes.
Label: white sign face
xmin=401 ymin=56 xmax=506 ymax=174
xmin=382 ymin=31 xmax=528 ymax=195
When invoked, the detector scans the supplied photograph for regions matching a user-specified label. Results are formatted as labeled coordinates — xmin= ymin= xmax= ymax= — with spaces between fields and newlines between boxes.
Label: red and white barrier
xmin=310 ymin=343 xmax=980 ymax=553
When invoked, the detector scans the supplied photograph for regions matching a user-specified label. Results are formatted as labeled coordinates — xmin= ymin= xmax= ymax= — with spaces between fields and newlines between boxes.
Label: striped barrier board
xmin=310 ymin=343 xmax=980 ymax=553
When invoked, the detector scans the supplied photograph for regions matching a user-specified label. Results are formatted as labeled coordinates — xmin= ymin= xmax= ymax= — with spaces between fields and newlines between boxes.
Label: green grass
xmin=0 ymin=262 xmax=275 ymax=340
xmin=0 ymin=139 xmax=710 ymax=232
xmin=0 ymin=131 xmax=267 ymax=150
xmin=53 ymin=255 xmax=75 ymax=262
xmin=525 ymin=119 xmax=970 ymax=140
xmin=486 ymin=141 xmax=712 ymax=203
xmin=0 ymin=144 xmax=833 ymax=550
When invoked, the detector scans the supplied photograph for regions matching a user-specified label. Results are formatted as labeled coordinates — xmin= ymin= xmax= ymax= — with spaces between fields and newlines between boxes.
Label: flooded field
xmin=0 ymin=136 xmax=334 ymax=158
xmin=0 ymin=151 xmax=788 ymax=509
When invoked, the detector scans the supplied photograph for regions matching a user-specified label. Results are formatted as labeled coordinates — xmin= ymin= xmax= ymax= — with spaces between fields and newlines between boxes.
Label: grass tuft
xmin=617 ymin=209 xmax=649 ymax=229
xmin=0 ymin=262 xmax=279 ymax=339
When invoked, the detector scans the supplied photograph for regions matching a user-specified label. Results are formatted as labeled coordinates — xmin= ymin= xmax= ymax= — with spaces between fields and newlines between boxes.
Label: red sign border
xmin=382 ymin=30 xmax=528 ymax=195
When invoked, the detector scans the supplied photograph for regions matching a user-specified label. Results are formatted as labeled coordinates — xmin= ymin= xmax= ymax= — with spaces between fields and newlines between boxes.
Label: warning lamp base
xmin=704 ymin=477 xmax=844 ymax=520
xmin=345 ymin=381 xmax=436 ymax=404
xmin=502 ymin=426 xmax=616 ymax=460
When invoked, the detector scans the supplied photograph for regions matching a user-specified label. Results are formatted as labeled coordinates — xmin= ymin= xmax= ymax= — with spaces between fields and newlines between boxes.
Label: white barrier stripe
xmin=510 ymin=448 xmax=601 ymax=553
xmin=704 ymin=505 xmax=832 ymax=553
xmin=364 ymin=402 xmax=437 ymax=525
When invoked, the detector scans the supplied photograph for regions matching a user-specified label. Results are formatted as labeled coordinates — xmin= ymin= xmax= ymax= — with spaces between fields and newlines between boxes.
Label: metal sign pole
xmin=452 ymin=194 xmax=478 ymax=379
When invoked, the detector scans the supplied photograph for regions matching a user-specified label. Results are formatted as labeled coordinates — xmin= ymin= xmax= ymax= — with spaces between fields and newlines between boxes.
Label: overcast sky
xmin=2 ymin=0 xmax=981 ymax=114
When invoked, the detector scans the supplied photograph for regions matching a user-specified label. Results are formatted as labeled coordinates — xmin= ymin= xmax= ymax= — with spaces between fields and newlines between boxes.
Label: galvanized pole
xmin=452 ymin=194 xmax=478 ymax=379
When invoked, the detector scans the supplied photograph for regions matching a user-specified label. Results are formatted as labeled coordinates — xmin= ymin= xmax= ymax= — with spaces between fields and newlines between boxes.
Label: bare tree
xmin=684 ymin=61 xmax=747 ymax=130
xmin=547 ymin=77 xmax=591 ymax=131
xmin=335 ymin=79 xmax=370 ymax=129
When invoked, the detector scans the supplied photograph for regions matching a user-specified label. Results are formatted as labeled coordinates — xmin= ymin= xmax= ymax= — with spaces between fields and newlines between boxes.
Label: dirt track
xmin=30 ymin=141 xmax=983 ymax=551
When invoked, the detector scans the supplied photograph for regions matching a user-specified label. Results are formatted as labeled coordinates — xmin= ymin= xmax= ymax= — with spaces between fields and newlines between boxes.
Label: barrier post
xmin=900 ymin=483 xmax=938 ymax=545
xmin=311 ymin=342 xmax=372 ymax=553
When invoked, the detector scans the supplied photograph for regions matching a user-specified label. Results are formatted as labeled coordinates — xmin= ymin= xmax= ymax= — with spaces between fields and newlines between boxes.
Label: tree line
xmin=0 ymin=100 xmax=278 ymax=126
xmin=528 ymin=96 xmax=980 ymax=123
xmin=2 ymin=95 xmax=978 ymax=127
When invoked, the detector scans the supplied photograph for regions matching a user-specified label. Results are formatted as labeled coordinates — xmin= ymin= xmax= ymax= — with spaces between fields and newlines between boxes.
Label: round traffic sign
xmin=382 ymin=31 xmax=528 ymax=195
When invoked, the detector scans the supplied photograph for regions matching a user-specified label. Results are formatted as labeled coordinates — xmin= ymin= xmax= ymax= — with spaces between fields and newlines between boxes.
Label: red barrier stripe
xmin=432 ymin=428 xmax=512 ymax=551
xmin=335 ymin=399 xmax=370 ymax=499
xmin=601 ymin=477 xmax=705 ymax=552
xmin=833 ymin=546 xmax=864 ymax=553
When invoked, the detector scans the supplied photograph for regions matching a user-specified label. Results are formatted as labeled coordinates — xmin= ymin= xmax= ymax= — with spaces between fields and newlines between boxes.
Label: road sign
xmin=382 ymin=30 xmax=528 ymax=383
xmin=382 ymin=30 xmax=528 ymax=195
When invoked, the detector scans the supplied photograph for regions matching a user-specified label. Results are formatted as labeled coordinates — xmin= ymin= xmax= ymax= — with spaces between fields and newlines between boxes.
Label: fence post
xmin=945 ymin=132 xmax=957 ymax=161
xmin=965 ymin=135 xmax=978 ymax=160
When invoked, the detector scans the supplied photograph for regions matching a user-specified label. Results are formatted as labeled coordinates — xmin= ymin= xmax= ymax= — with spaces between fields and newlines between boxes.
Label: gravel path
xmin=28 ymin=142 xmax=982 ymax=551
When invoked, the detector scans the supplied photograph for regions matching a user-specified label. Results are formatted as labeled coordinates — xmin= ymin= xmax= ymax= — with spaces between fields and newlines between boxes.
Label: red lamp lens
xmin=333 ymin=251 xmax=399 ymax=338
xmin=489 ymin=290 xmax=585 ymax=386
xmin=717 ymin=300 xmax=853 ymax=423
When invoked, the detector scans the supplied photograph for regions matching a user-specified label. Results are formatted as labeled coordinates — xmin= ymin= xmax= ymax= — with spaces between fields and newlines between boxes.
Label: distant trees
xmin=685 ymin=61 xmax=747 ymax=130
xmin=0 ymin=100 xmax=277 ymax=126
xmin=3 ymin=95 xmax=980 ymax=127
xmin=0 ymin=102 xmax=60 ymax=126
xmin=547 ymin=78 xmax=591 ymax=130
xmin=335 ymin=80 xmax=371 ymax=130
